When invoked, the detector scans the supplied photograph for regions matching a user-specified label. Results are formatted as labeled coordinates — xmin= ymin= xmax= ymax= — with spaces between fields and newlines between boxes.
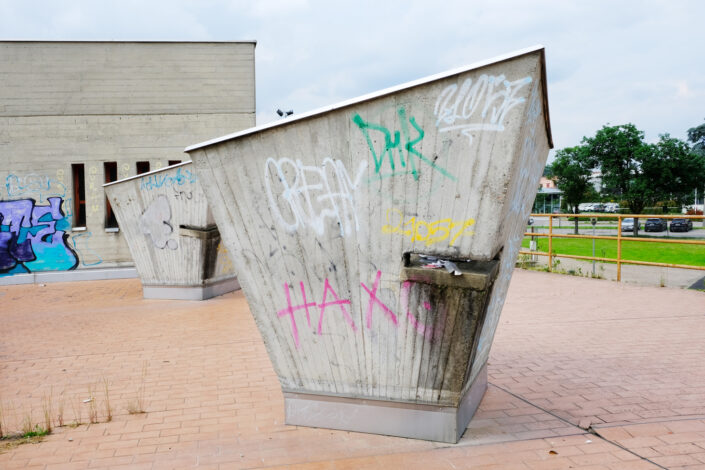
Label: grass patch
xmin=522 ymin=236 xmax=705 ymax=267
xmin=0 ymin=429 xmax=49 ymax=454
xmin=0 ymin=419 xmax=50 ymax=454
xmin=18 ymin=426 xmax=49 ymax=438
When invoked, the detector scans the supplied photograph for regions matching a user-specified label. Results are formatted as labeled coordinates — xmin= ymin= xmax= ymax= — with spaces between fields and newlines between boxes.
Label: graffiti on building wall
xmin=0 ymin=197 xmax=78 ymax=276
xmin=6 ymin=174 xmax=67 ymax=203
xmin=264 ymin=157 xmax=367 ymax=237
xmin=353 ymin=107 xmax=456 ymax=182
xmin=71 ymin=231 xmax=103 ymax=267
xmin=434 ymin=74 xmax=532 ymax=144
xmin=139 ymin=195 xmax=178 ymax=250
xmin=87 ymin=166 xmax=101 ymax=218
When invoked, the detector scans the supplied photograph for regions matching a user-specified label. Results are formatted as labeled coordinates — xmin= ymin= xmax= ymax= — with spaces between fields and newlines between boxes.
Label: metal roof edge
xmin=185 ymin=45 xmax=548 ymax=153
xmin=538 ymin=48 xmax=554 ymax=149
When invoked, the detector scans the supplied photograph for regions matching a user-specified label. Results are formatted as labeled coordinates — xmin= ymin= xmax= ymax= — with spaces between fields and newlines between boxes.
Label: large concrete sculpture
xmin=186 ymin=46 xmax=552 ymax=442
xmin=104 ymin=162 xmax=239 ymax=300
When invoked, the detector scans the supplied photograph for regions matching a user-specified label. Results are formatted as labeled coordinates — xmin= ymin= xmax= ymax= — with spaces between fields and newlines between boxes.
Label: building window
xmin=136 ymin=161 xmax=150 ymax=175
xmin=104 ymin=162 xmax=118 ymax=229
xmin=72 ymin=164 xmax=86 ymax=228
xmin=168 ymin=160 xmax=182 ymax=166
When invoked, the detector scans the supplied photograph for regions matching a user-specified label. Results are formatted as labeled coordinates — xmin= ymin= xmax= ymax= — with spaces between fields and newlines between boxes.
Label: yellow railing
xmin=519 ymin=213 xmax=705 ymax=281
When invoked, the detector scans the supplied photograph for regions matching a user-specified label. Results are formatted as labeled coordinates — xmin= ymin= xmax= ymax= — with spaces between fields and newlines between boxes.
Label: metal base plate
xmin=283 ymin=363 xmax=487 ymax=443
xmin=142 ymin=276 xmax=240 ymax=300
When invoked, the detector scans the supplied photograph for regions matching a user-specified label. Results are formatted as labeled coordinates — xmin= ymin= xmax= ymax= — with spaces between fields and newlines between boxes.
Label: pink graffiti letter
xmin=361 ymin=270 xmax=398 ymax=329
xmin=300 ymin=281 xmax=314 ymax=327
xmin=277 ymin=282 xmax=316 ymax=348
xmin=317 ymin=278 xmax=356 ymax=334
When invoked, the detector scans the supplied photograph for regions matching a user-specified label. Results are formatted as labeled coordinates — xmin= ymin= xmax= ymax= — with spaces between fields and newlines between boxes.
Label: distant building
xmin=539 ymin=176 xmax=556 ymax=189
xmin=0 ymin=41 xmax=255 ymax=280
xmin=531 ymin=176 xmax=561 ymax=213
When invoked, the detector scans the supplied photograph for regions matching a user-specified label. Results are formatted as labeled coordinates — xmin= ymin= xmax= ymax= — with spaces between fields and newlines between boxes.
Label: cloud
xmin=676 ymin=81 xmax=692 ymax=99
xmin=1 ymin=0 xmax=703 ymax=151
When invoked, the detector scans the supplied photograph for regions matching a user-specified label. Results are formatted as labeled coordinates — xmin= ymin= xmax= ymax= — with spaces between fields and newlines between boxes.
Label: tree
xmin=687 ymin=119 xmax=705 ymax=156
xmin=582 ymin=124 xmax=653 ymax=235
xmin=551 ymin=145 xmax=594 ymax=234
xmin=644 ymin=134 xmax=705 ymax=209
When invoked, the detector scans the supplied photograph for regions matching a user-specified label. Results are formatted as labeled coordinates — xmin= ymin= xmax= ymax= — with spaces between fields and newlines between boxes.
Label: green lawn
xmin=522 ymin=236 xmax=705 ymax=267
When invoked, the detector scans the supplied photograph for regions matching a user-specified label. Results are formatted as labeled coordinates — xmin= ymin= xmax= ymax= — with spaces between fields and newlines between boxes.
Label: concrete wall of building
xmin=0 ymin=41 xmax=255 ymax=277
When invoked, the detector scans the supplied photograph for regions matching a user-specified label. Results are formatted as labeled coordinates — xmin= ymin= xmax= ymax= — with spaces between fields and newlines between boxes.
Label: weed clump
xmin=127 ymin=361 xmax=148 ymax=414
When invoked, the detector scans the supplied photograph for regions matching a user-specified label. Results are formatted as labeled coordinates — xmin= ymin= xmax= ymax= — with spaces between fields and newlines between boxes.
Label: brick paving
xmin=0 ymin=269 xmax=703 ymax=469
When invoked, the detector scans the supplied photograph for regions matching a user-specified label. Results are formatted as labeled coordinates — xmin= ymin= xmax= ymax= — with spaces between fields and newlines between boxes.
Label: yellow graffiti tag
xmin=215 ymin=241 xmax=235 ymax=276
xmin=382 ymin=208 xmax=475 ymax=247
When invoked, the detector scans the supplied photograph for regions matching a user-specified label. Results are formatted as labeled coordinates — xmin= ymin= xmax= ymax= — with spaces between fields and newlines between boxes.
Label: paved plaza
xmin=1 ymin=269 xmax=704 ymax=469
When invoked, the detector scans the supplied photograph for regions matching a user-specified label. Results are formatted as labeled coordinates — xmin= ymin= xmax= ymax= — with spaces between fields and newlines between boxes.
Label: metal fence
xmin=519 ymin=213 xmax=705 ymax=281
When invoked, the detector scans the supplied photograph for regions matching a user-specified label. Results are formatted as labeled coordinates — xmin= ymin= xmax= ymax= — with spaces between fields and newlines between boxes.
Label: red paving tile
xmin=0 ymin=269 xmax=703 ymax=468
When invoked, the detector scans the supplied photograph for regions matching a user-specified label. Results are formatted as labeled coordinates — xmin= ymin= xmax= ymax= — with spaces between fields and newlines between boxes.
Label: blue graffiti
xmin=0 ymin=197 xmax=78 ymax=276
xmin=6 ymin=174 xmax=67 ymax=202
xmin=71 ymin=231 xmax=103 ymax=267
xmin=140 ymin=167 xmax=197 ymax=191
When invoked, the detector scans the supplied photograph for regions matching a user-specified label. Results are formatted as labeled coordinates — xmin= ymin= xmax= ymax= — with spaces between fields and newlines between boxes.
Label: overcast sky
xmin=1 ymin=0 xmax=703 ymax=158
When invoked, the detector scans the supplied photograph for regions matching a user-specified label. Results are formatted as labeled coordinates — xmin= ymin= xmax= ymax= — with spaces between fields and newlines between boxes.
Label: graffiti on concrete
xmin=214 ymin=241 xmax=235 ymax=277
xmin=278 ymin=279 xmax=356 ymax=348
xmin=87 ymin=165 xmax=101 ymax=218
xmin=264 ymin=157 xmax=367 ymax=237
xmin=381 ymin=208 xmax=476 ymax=247
xmin=172 ymin=188 xmax=193 ymax=201
xmin=434 ymin=74 xmax=532 ymax=144
xmin=140 ymin=167 xmax=197 ymax=191
xmin=0 ymin=197 xmax=78 ymax=276
xmin=360 ymin=269 xmax=398 ymax=329
xmin=5 ymin=174 xmax=67 ymax=203
xmin=353 ymin=107 xmax=456 ymax=182
xmin=70 ymin=231 xmax=103 ymax=267
xmin=277 ymin=271 xmax=445 ymax=348
xmin=139 ymin=195 xmax=178 ymax=250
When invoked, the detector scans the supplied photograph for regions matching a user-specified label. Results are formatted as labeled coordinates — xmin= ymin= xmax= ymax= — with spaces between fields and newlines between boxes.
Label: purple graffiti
xmin=0 ymin=197 xmax=78 ymax=275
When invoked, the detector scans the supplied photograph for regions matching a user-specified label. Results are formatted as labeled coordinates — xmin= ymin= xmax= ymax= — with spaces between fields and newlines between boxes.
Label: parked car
xmin=604 ymin=203 xmax=620 ymax=213
xmin=645 ymin=218 xmax=668 ymax=232
xmin=670 ymin=218 xmax=693 ymax=232
xmin=621 ymin=218 xmax=641 ymax=232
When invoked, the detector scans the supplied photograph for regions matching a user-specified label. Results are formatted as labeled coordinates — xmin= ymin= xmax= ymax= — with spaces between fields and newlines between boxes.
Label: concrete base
xmin=142 ymin=276 xmax=240 ymax=300
xmin=0 ymin=267 xmax=138 ymax=286
xmin=283 ymin=364 xmax=487 ymax=443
